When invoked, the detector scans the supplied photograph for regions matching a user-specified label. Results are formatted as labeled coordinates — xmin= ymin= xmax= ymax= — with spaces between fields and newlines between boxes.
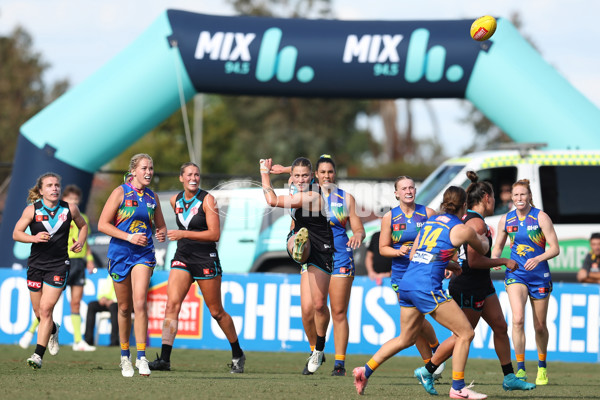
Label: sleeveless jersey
xmin=28 ymin=200 xmax=72 ymax=270
xmin=292 ymin=186 xmax=334 ymax=255
xmin=326 ymin=187 xmax=351 ymax=258
xmin=450 ymin=210 xmax=493 ymax=289
xmin=173 ymin=189 xmax=219 ymax=263
xmin=504 ymin=207 xmax=550 ymax=282
xmin=107 ymin=183 xmax=157 ymax=263
xmin=390 ymin=204 xmax=429 ymax=280
xmin=399 ymin=213 xmax=462 ymax=292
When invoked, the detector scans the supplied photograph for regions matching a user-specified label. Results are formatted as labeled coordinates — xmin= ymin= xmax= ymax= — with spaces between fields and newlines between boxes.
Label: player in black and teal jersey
xmin=493 ymin=179 xmax=559 ymax=386
xmin=13 ymin=172 xmax=88 ymax=370
xmin=261 ymin=156 xmax=334 ymax=375
xmin=98 ymin=153 xmax=167 ymax=378
xmin=149 ymin=162 xmax=245 ymax=373
xmin=298 ymin=155 xmax=364 ymax=376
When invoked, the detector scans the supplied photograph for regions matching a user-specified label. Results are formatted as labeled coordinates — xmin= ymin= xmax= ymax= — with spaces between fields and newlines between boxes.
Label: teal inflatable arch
xmin=2 ymin=10 xmax=600 ymax=267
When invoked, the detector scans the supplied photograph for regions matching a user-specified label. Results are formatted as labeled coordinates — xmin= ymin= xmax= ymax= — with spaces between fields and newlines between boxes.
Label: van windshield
xmin=415 ymin=164 xmax=465 ymax=206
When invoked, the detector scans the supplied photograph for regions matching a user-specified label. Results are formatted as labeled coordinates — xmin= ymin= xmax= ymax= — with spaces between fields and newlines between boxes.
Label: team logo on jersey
xmin=146 ymin=202 xmax=156 ymax=209
xmin=59 ymin=213 xmax=67 ymax=222
xmin=515 ymin=244 xmax=534 ymax=257
xmin=125 ymin=200 xmax=138 ymax=207
xmin=507 ymin=226 xmax=518 ymax=233
xmin=130 ymin=220 xmax=148 ymax=234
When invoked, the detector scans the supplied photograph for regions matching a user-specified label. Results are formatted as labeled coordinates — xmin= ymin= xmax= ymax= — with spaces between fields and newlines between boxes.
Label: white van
xmin=414 ymin=146 xmax=600 ymax=280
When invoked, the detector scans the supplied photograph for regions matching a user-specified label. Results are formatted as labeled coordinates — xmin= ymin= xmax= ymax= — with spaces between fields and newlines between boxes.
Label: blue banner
xmin=0 ymin=269 xmax=598 ymax=363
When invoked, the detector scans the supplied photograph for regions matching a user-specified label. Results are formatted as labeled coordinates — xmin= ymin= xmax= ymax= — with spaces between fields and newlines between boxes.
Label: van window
xmin=539 ymin=166 xmax=600 ymax=224
xmin=416 ymin=165 xmax=464 ymax=206
xmin=453 ymin=167 xmax=518 ymax=215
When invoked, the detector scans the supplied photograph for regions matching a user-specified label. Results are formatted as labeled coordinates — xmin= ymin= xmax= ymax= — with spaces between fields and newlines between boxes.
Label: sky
xmin=1 ymin=0 xmax=599 ymax=159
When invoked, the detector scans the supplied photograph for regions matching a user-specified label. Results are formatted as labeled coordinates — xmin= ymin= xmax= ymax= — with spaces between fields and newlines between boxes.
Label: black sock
xmin=161 ymin=344 xmax=173 ymax=363
xmin=51 ymin=322 xmax=57 ymax=335
xmin=229 ymin=340 xmax=243 ymax=359
xmin=315 ymin=335 xmax=326 ymax=352
xmin=501 ymin=363 xmax=514 ymax=376
xmin=35 ymin=344 xmax=46 ymax=358
xmin=425 ymin=361 xmax=438 ymax=374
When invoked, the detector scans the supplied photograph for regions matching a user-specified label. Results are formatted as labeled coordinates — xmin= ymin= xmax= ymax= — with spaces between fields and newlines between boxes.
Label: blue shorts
xmin=398 ymin=287 xmax=452 ymax=314
xmin=108 ymin=257 xmax=156 ymax=282
xmin=391 ymin=277 xmax=405 ymax=303
xmin=505 ymin=275 xmax=553 ymax=300
xmin=331 ymin=247 xmax=355 ymax=277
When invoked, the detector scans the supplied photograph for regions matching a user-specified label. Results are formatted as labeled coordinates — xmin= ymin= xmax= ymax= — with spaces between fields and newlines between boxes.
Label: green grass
xmin=2 ymin=345 xmax=598 ymax=399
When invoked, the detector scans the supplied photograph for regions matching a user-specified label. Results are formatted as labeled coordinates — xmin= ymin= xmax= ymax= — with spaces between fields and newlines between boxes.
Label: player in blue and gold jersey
xmin=98 ymin=154 xmax=167 ymax=378
xmin=379 ymin=176 xmax=440 ymax=373
xmin=13 ymin=173 xmax=88 ymax=370
xmin=149 ymin=162 xmax=245 ymax=373
xmin=426 ymin=171 xmax=535 ymax=392
xmin=353 ymin=186 xmax=489 ymax=399
xmin=493 ymin=179 xmax=559 ymax=386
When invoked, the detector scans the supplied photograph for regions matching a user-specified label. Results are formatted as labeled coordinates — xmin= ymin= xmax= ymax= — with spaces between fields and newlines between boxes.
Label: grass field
xmin=1 ymin=345 xmax=598 ymax=400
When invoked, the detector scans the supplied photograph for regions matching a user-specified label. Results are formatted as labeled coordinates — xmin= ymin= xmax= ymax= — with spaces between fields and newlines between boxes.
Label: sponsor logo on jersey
xmin=125 ymin=200 xmax=138 ymax=207
xmin=210 ymin=253 xmax=217 ymax=257
xmin=176 ymin=207 xmax=184 ymax=214
xmin=507 ymin=225 xmax=518 ymax=233
xmin=203 ymin=268 xmax=212 ymax=275
xmin=27 ymin=280 xmax=42 ymax=289
xmin=539 ymin=287 xmax=549 ymax=294
xmin=436 ymin=215 xmax=450 ymax=223
xmin=527 ymin=225 xmax=539 ymax=231
xmin=35 ymin=215 xmax=49 ymax=222
xmin=146 ymin=203 xmax=156 ymax=209
xmin=53 ymin=275 xmax=64 ymax=284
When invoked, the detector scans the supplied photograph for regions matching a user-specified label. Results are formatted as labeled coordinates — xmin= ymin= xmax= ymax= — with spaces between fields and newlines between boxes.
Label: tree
xmin=0 ymin=26 xmax=69 ymax=221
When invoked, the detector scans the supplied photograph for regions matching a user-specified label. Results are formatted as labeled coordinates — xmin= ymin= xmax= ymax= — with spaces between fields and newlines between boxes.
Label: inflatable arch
xmin=2 ymin=10 xmax=600 ymax=267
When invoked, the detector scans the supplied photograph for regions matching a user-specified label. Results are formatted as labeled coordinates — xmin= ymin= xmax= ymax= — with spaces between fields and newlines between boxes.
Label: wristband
xmin=127 ymin=233 xmax=133 ymax=242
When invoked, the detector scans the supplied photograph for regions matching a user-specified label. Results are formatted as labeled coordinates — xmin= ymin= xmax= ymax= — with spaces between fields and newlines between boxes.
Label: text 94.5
xmin=225 ymin=61 xmax=250 ymax=75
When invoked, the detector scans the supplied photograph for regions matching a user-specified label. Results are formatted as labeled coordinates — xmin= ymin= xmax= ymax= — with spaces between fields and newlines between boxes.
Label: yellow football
xmin=470 ymin=15 xmax=497 ymax=41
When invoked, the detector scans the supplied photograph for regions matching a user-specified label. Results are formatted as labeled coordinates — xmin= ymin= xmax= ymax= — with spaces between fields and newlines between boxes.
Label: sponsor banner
xmin=167 ymin=11 xmax=481 ymax=98
xmin=0 ymin=269 xmax=598 ymax=363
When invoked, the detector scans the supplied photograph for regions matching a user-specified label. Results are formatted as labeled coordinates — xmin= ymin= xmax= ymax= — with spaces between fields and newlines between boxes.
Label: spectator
xmin=577 ymin=233 xmax=600 ymax=283
xmin=84 ymin=276 xmax=119 ymax=347
xmin=494 ymin=183 xmax=513 ymax=215
xmin=365 ymin=231 xmax=392 ymax=285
